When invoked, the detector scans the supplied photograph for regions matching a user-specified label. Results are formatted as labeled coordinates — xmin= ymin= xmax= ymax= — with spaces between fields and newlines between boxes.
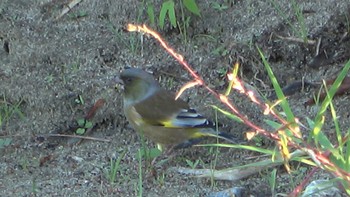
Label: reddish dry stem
xmin=85 ymin=99 xmax=106 ymax=120
xmin=127 ymin=23 xmax=350 ymax=185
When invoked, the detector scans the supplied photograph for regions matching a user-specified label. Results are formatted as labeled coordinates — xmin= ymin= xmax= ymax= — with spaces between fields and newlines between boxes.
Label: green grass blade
xmin=146 ymin=2 xmax=155 ymax=26
xmin=312 ymin=59 xmax=350 ymax=145
xmin=257 ymin=47 xmax=295 ymax=123
xmin=211 ymin=105 xmax=243 ymax=123
xmin=183 ymin=0 xmax=201 ymax=16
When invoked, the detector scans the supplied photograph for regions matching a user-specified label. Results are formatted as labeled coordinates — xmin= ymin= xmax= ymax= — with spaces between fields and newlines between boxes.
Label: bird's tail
xmin=217 ymin=131 xmax=238 ymax=143
xmin=174 ymin=130 xmax=238 ymax=149
xmin=174 ymin=138 xmax=203 ymax=149
xmin=200 ymin=130 xmax=238 ymax=144
xmin=197 ymin=127 xmax=238 ymax=144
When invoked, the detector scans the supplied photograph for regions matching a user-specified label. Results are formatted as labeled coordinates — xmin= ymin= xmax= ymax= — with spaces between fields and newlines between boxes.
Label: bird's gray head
xmin=119 ymin=68 xmax=160 ymax=104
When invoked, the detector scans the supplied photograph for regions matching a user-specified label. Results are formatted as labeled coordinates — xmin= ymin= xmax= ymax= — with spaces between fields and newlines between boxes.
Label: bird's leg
xmin=151 ymin=144 xmax=176 ymax=166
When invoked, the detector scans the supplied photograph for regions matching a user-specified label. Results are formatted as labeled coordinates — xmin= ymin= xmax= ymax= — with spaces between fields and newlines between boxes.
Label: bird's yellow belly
xmin=125 ymin=106 xmax=198 ymax=145
xmin=141 ymin=124 xmax=197 ymax=145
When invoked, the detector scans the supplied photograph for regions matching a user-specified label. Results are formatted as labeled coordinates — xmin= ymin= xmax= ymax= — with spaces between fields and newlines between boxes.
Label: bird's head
xmin=119 ymin=68 xmax=160 ymax=104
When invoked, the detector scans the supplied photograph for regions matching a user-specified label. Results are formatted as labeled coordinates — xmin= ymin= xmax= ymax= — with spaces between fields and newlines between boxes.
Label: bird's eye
xmin=124 ymin=77 xmax=133 ymax=84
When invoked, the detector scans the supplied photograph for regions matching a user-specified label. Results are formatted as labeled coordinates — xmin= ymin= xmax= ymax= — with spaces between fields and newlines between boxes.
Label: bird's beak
xmin=113 ymin=76 xmax=124 ymax=91
xmin=114 ymin=76 xmax=123 ymax=85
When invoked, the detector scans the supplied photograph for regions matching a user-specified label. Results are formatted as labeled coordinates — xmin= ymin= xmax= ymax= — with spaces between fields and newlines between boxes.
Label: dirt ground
xmin=1 ymin=0 xmax=350 ymax=196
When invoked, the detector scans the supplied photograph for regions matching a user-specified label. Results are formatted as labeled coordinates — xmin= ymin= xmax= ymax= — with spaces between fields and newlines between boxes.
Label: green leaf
xmin=185 ymin=159 xmax=199 ymax=169
xmin=159 ymin=0 xmax=176 ymax=29
xmin=149 ymin=148 xmax=162 ymax=158
xmin=257 ymin=47 xmax=295 ymax=123
xmin=76 ymin=128 xmax=86 ymax=135
xmin=183 ymin=0 xmax=201 ymax=16
xmin=85 ymin=121 xmax=93 ymax=129
xmin=159 ymin=2 xmax=167 ymax=29
xmin=167 ymin=1 xmax=177 ymax=28
xmin=139 ymin=147 xmax=162 ymax=159
xmin=0 ymin=138 xmax=12 ymax=148
xmin=212 ymin=2 xmax=228 ymax=11
xmin=312 ymin=59 xmax=350 ymax=145
xmin=146 ymin=2 xmax=155 ymax=26
xmin=264 ymin=119 xmax=282 ymax=129
xmin=345 ymin=129 xmax=350 ymax=172
xmin=185 ymin=159 xmax=194 ymax=167
xmin=211 ymin=105 xmax=242 ymax=123
xmin=108 ymin=149 xmax=127 ymax=183
xmin=77 ymin=118 xmax=85 ymax=127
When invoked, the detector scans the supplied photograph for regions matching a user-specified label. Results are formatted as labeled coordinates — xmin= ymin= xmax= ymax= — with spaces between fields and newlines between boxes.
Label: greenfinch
xmin=119 ymin=68 xmax=236 ymax=149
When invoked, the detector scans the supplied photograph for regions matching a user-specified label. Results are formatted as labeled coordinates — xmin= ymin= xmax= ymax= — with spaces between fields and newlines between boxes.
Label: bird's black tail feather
xmin=174 ymin=138 xmax=203 ymax=149
xmin=174 ymin=131 xmax=239 ymax=149
xmin=218 ymin=131 xmax=239 ymax=143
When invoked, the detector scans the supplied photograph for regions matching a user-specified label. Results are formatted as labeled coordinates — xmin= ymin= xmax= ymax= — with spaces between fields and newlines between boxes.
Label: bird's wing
xmin=168 ymin=108 xmax=215 ymax=128
xmin=133 ymin=89 xmax=214 ymax=129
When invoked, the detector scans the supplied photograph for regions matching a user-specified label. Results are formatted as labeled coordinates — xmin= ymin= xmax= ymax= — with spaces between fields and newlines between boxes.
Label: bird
xmin=118 ymin=67 xmax=237 ymax=150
